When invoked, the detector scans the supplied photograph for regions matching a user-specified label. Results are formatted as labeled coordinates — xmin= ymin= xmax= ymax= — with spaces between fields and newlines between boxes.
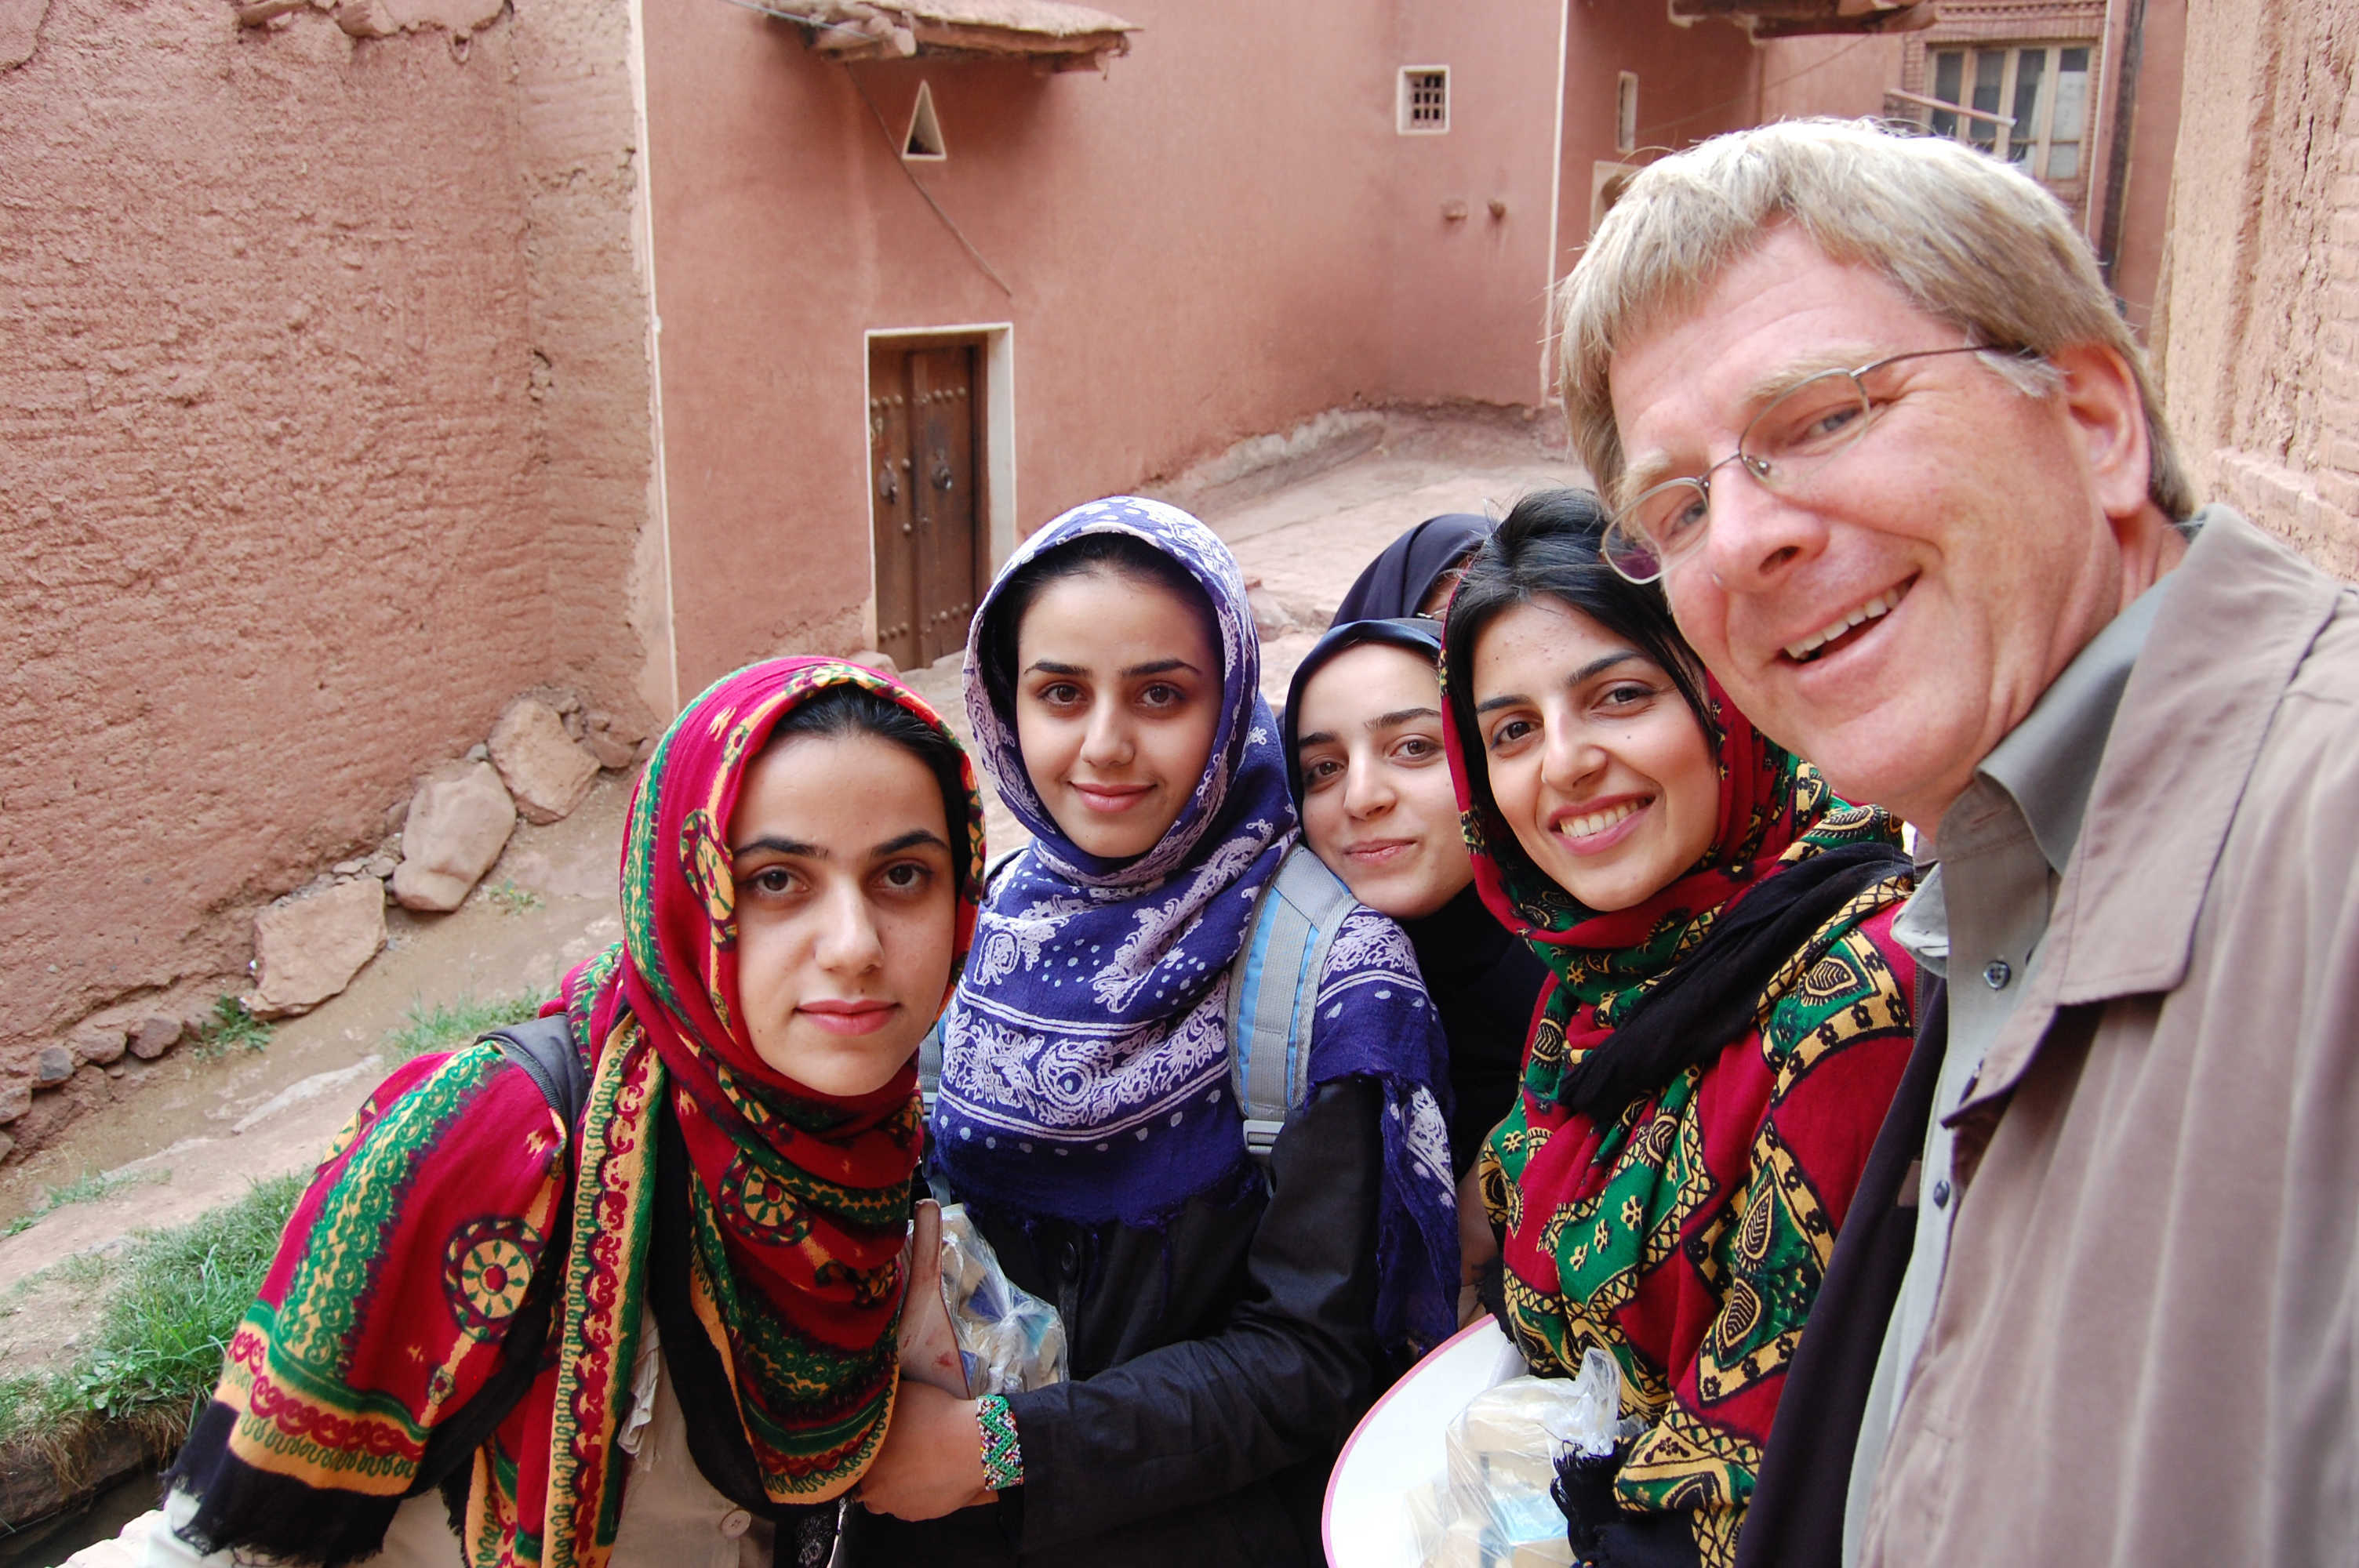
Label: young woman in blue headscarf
xmin=843 ymin=497 xmax=1459 ymax=1567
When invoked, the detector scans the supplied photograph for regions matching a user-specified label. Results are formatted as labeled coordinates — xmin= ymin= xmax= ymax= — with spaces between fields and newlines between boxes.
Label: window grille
xmin=1399 ymin=67 xmax=1448 ymax=135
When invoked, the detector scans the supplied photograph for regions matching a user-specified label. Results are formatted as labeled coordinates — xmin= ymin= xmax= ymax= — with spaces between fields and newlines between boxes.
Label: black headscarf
xmin=1330 ymin=514 xmax=1492 ymax=626
xmin=1283 ymin=617 xmax=1550 ymax=1178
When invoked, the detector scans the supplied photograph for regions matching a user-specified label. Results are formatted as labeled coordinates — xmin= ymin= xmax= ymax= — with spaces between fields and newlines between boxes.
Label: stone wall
xmin=0 ymin=0 xmax=653 ymax=1078
xmin=2153 ymin=0 xmax=2359 ymax=575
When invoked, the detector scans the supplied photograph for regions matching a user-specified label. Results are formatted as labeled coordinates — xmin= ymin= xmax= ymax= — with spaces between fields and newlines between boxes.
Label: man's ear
xmin=2051 ymin=341 xmax=2153 ymax=524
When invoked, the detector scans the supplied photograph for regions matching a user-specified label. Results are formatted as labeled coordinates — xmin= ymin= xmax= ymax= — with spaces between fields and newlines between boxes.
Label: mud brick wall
xmin=2154 ymin=0 xmax=2359 ymax=577
xmin=0 ymin=0 xmax=656 ymax=1071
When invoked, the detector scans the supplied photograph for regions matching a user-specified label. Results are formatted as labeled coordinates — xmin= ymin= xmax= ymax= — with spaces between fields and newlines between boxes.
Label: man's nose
xmin=1692 ymin=463 xmax=1826 ymax=590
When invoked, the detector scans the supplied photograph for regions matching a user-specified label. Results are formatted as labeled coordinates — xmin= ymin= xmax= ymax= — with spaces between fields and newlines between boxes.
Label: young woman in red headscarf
xmin=1438 ymin=490 xmax=1917 ymax=1568
xmin=151 ymin=659 xmax=986 ymax=1568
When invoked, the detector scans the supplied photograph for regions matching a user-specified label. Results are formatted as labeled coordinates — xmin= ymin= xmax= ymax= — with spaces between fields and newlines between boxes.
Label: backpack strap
xmin=408 ymin=1014 xmax=586 ymax=1501
xmin=1225 ymin=844 xmax=1357 ymax=1161
xmin=482 ymin=1014 xmax=591 ymax=1131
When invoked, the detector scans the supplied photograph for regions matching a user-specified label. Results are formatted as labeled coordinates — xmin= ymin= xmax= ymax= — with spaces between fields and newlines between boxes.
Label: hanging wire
xmin=711 ymin=0 xmax=1017 ymax=298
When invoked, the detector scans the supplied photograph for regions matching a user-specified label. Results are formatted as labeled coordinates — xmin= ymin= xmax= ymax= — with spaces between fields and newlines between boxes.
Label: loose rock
xmin=582 ymin=730 xmax=635 ymax=771
xmin=0 ymin=1077 xmax=30 ymax=1123
xmin=466 ymin=742 xmax=490 ymax=762
xmin=391 ymin=762 xmax=517 ymax=912
xmin=130 ymin=1014 xmax=183 ymax=1060
xmin=35 ymin=1045 xmax=75 ymax=1085
xmin=365 ymin=853 xmax=398 ymax=879
xmin=247 ymin=877 xmax=387 ymax=1017
xmin=71 ymin=1021 xmax=127 ymax=1066
xmin=333 ymin=859 xmax=365 ymax=877
xmin=583 ymin=710 xmax=644 ymax=770
xmin=489 ymin=697 xmax=600 ymax=825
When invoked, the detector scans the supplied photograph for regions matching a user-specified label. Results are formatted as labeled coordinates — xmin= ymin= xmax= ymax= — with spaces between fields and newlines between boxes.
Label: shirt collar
xmin=1972 ymin=572 xmax=2174 ymax=877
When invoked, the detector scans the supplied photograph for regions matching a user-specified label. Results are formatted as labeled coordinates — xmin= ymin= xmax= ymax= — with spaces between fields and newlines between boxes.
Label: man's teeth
xmin=1785 ymin=588 xmax=1903 ymax=662
xmin=1559 ymin=800 xmax=1641 ymax=839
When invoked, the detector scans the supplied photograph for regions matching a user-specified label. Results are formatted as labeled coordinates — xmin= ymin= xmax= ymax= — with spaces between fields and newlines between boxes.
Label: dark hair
xmin=1442 ymin=488 xmax=1713 ymax=811
xmin=981 ymin=531 xmax=1217 ymax=705
xmin=761 ymin=683 xmax=969 ymax=865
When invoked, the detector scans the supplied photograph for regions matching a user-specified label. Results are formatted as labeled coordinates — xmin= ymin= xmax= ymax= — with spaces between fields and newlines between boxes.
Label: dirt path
xmin=0 ymin=410 xmax=1579 ymax=1390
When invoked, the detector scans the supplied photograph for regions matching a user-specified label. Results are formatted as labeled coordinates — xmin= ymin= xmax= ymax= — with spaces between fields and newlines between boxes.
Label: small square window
xmin=1399 ymin=66 xmax=1448 ymax=135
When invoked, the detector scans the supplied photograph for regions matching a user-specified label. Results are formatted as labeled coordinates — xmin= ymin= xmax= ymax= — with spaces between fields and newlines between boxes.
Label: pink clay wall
xmin=0 ymin=0 xmax=653 ymax=1071
xmin=1383 ymin=0 xmax=1566 ymax=408
xmin=1552 ymin=10 xmax=1764 ymax=312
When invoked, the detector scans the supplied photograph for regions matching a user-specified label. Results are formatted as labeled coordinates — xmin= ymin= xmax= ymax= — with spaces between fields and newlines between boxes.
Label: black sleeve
xmin=1554 ymin=1451 xmax=1703 ymax=1568
xmin=1005 ymin=1077 xmax=1387 ymax=1552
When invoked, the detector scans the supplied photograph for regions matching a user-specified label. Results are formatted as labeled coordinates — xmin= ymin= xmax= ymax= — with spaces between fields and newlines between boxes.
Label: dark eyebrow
xmin=732 ymin=834 xmax=821 ymax=859
xmin=1295 ymin=729 xmax=1338 ymax=750
xmin=1369 ymin=705 xmax=1441 ymax=730
xmin=1025 ymin=659 xmax=1086 ymax=678
xmin=1121 ymin=658 xmax=1199 ymax=678
xmin=871 ymin=829 xmax=950 ymax=858
xmin=732 ymin=829 xmax=950 ymax=860
xmin=1472 ymin=652 xmax=1642 ymax=716
xmin=1566 ymin=652 xmax=1641 ymax=685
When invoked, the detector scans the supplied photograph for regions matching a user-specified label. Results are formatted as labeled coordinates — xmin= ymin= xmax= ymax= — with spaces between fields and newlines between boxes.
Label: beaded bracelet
xmin=976 ymin=1393 xmax=1024 ymax=1490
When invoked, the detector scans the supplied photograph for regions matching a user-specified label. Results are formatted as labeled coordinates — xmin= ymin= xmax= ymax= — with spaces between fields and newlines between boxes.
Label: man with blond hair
xmin=1554 ymin=118 xmax=2358 ymax=1567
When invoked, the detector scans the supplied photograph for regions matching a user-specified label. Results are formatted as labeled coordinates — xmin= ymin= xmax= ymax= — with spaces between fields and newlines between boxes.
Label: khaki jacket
xmin=1859 ymin=507 xmax=2359 ymax=1565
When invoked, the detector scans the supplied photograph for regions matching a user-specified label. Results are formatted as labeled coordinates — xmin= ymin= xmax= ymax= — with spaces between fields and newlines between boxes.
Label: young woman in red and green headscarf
xmin=156 ymin=659 xmax=986 ymax=1568
xmin=1438 ymin=492 xmax=1917 ymax=1568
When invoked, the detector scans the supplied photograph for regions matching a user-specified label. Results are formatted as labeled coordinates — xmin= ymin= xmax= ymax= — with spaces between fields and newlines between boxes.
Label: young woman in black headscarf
xmin=1329 ymin=513 xmax=1492 ymax=626
xmin=1281 ymin=617 xmax=1550 ymax=1195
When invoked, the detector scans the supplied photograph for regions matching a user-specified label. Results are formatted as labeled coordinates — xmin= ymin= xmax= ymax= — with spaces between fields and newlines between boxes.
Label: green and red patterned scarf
xmin=173 ymin=659 xmax=984 ymax=1568
xmin=1441 ymin=668 xmax=1914 ymax=1568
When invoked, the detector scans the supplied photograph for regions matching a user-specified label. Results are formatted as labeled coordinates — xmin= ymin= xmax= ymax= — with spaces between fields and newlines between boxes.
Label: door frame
xmin=861 ymin=323 xmax=1016 ymax=657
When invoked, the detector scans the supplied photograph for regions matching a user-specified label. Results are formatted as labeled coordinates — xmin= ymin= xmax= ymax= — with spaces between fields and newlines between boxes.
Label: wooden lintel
xmin=904 ymin=19 xmax=1128 ymax=57
xmin=1747 ymin=5 xmax=1934 ymax=36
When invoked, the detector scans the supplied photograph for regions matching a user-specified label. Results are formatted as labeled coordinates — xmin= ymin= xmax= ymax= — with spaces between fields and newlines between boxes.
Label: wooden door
xmin=869 ymin=342 xmax=982 ymax=670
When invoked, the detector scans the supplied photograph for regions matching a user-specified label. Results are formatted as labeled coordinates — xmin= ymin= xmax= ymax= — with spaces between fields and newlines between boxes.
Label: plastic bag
xmin=936 ymin=1203 xmax=1066 ymax=1396
xmin=1418 ymin=1348 xmax=1634 ymax=1568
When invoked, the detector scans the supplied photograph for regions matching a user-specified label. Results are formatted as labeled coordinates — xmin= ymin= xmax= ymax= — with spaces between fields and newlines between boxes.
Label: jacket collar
xmin=1959 ymin=506 xmax=2342 ymax=1113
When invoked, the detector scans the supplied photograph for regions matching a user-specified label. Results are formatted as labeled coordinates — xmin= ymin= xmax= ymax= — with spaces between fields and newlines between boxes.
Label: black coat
xmin=839 ymin=1078 xmax=1387 ymax=1567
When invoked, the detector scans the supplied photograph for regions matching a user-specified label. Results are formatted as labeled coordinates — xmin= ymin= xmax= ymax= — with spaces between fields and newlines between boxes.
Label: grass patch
xmin=188 ymin=996 xmax=271 ymax=1062
xmin=486 ymin=880 xmax=543 ymax=916
xmin=4 ymin=1168 xmax=167 ymax=1238
xmin=383 ymin=993 xmax=545 ymax=1065
xmin=0 ymin=1174 xmax=304 ymax=1457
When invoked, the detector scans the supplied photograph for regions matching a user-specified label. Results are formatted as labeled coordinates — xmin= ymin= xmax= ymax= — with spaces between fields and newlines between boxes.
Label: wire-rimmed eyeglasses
xmin=1601 ymin=344 xmax=2041 ymax=584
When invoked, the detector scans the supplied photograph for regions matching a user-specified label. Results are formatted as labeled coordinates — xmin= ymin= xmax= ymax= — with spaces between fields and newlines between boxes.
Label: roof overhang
xmin=1670 ymin=0 xmax=1939 ymax=38
xmin=790 ymin=1 xmax=1136 ymax=71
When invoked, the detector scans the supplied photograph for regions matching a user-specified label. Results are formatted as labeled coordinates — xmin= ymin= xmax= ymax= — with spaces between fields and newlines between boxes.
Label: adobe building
xmin=0 ymin=0 xmax=1931 ymax=1149
xmin=1760 ymin=0 xmax=2187 ymax=332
